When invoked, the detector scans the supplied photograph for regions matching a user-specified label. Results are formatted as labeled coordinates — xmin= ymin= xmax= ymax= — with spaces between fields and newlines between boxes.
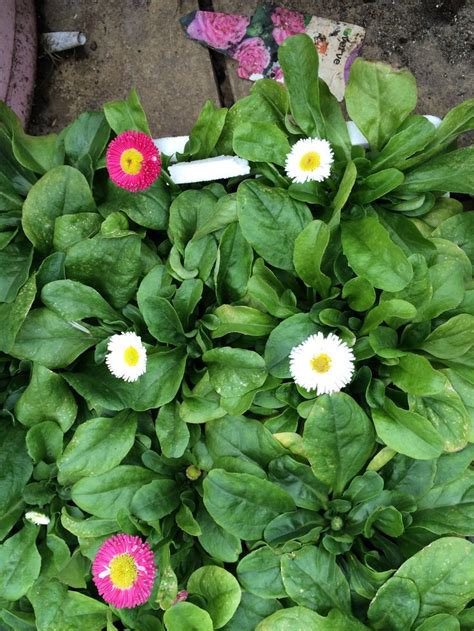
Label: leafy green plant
xmin=0 ymin=34 xmax=473 ymax=630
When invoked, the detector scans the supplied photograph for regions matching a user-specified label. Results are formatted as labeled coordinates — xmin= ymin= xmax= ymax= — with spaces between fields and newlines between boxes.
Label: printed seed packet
xmin=180 ymin=3 xmax=365 ymax=101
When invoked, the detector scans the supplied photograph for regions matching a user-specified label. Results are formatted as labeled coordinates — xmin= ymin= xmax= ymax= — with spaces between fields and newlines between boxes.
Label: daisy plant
xmin=0 ymin=34 xmax=473 ymax=631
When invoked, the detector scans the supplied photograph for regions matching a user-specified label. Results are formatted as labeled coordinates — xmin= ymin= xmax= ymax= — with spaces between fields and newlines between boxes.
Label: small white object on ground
xmin=168 ymin=155 xmax=251 ymax=184
xmin=41 ymin=32 xmax=87 ymax=53
xmin=25 ymin=511 xmax=50 ymax=526
xmin=154 ymin=136 xmax=189 ymax=159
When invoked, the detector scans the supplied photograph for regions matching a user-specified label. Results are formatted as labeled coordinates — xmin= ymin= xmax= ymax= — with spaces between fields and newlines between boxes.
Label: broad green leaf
xmin=416 ymin=260 xmax=465 ymax=321
xmin=372 ymin=399 xmax=444 ymax=460
xmin=168 ymin=189 xmax=217 ymax=254
xmin=65 ymin=233 xmax=142 ymax=309
xmin=341 ymin=216 xmax=413 ymax=291
xmin=0 ymin=524 xmax=40 ymax=601
xmin=256 ymin=607 xmax=370 ymax=631
xmin=41 ymin=279 xmax=121 ymax=323
xmin=139 ymin=295 xmax=186 ymax=345
xmin=131 ymin=479 xmax=181 ymax=521
xmin=203 ymin=469 xmax=295 ymax=540
xmin=342 ymin=277 xmax=376 ymax=312
xmin=268 ymin=455 xmax=327 ymax=510
xmin=212 ymin=305 xmax=277 ymax=338
xmin=368 ymin=576 xmax=420 ymax=630
xmin=13 ymin=130 xmax=64 ymax=174
xmin=185 ymin=99 xmax=227 ymax=159
xmin=22 ymin=166 xmax=95 ymax=253
xmin=187 ymin=566 xmax=241 ymax=629
xmin=215 ymin=223 xmax=253 ymax=304
xmin=421 ymin=315 xmax=474 ymax=359
xmin=101 ymin=177 xmax=170 ymax=230
xmin=156 ymin=402 xmax=190 ymax=458
xmin=278 ymin=34 xmax=324 ymax=137
xmin=237 ymin=546 xmax=286 ymax=599
xmin=26 ymin=422 xmax=63 ymax=464
xmin=415 ymin=614 xmax=460 ymax=631
xmin=53 ymin=212 xmax=101 ymax=251
xmin=233 ymin=122 xmax=290 ymax=166
xmin=11 ymin=308 xmax=101 ymax=369
xmin=389 ymin=354 xmax=447 ymax=395
xmin=360 ymin=299 xmax=416 ymax=335
xmin=331 ymin=160 xmax=357 ymax=220
xmin=247 ymin=258 xmax=299 ymax=319
xmin=264 ymin=313 xmax=316 ymax=378
xmin=345 ymin=59 xmax=417 ymax=150
xmin=15 ymin=363 xmax=77 ymax=431
xmin=0 ymin=425 xmax=32 ymax=539
xmin=64 ymin=347 xmax=186 ymax=412
xmin=222 ymin=592 xmax=281 ymax=631
xmin=164 ymin=602 xmax=213 ymax=631
xmin=0 ymin=238 xmax=33 ymax=303
xmin=389 ymin=537 xmax=474 ymax=625
xmin=64 ymin=111 xmax=110 ymax=166
xmin=433 ymin=211 xmax=474 ymax=267
xmin=237 ymin=179 xmax=312 ymax=271
xmin=281 ymin=545 xmax=351 ymax=614
xmin=58 ymin=411 xmax=137 ymax=485
xmin=203 ymin=347 xmax=267 ymax=398
xmin=71 ymin=465 xmax=155 ymax=518
xmin=318 ymin=79 xmax=351 ymax=161
xmin=400 ymin=146 xmax=474 ymax=194
xmin=354 ymin=168 xmax=404 ymax=204
xmin=264 ymin=509 xmax=324 ymax=546
xmin=103 ymin=88 xmax=151 ymax=135
xmin=303 ymin=393 xmax=375 ymax=494
xmin=0 ymin=273 xmax=36 ymax=353
xmin=197 ymin=505 xmax=242 ymax=563
xmin=293 ymin=220 xmax=331 ymax=295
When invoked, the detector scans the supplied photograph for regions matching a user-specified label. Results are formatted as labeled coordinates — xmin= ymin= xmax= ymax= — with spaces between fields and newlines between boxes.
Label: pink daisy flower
xmin=92 ymin=533 xmax=156 ymax=608
xmin=106 ymin=130 xmax=161 ymax=192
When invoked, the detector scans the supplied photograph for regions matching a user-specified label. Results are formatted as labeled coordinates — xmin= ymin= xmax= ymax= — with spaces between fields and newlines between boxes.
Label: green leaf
xmin=233 ymin=122 xmax=290 ymax=166
xmin=342 ymin=277 xmax=376 ymax=312
xmin=237 ymin=179 xmax=312 ymax=271
xmin=416 ymin=260 xmax=465 ymax=321
xmin=15 ymin=363 xmax=77 ymax=431
xmin=64 ymin=347 xmax=186 ymax=412
xmin=64 ymin=111 xmax=110 ymax=166
xmin=354 ymin=168 xmax=404 ymax=204
xmin=22 ymin=166 xmax=95 ymax=253
xmin=26 ymin=421 xmax=63 ymax=464
xmin=131 ymin=479 xmax=181 ymax=521
xmin=237 ymin=546 xmax=286 ymax=599
xmin=156 ymin=402 xmax=190 ymax=459
xmin=65 ymin=232 xmax=142 ymax=309
xmin=389 ymin=354 xmax=447 ymax=395
xmin=57 ymin=411 xmax=137 ymax=485
xmin=13 ymin=130 xmax=64 ymax=174
xmin=385 ymin=537 xmax=474 ymax=625
xmin=293 ymin=220 xmax=331 ymax=295
xmin=41 ymin=279 xmax=122 ymax=323
xmin=281 ymin=545 xmax=351 ymax=614
xmin=247 ymin=259 xmax=299 ymax=319
xmin=268 ymin=455 xmax=327 ymax=510
xmin=140 ymin=295 xmax=186 ymax=345
xmin=187 ymin=566 xmax=241 ymax=629
xmin=197 ymin=505 xmax=242 ymax=563
xmin=278 ymin=34 xmax=324 ymax=137
xmin=168 ymin=189 xmax=217 ymax=254
xmin=264 ymin=313 xmax=316 ymax=378
xmin=103 ymin=88 xmax=151 ymax=135
xmin=101 ymin=177 xmax=170 ymax=230
xmin=0 ymin=524 xmax=40 ymax=600
xmin=0 ymin=425 xmax=32 ymax=539
xmin=345 ymin=59 xmax=417 ymax=150
xmin=185 ymin=100 xmax=227 ymax=159
xmin=221 ymin=592 xmax=281 ymax=631
xmin=372 ymin=399 xmax=444 ymax=460
xmin=360 ymin=299 xmax=416 ymax=335
xmin=368 ymin=576 xmax=420 ymax=630
xmin=331 ymin=160 xmax=357 ymax=219
xmin=11 ymin=308 xmax=101 ymax=369
xmin=400 ymin=146 xmax=474 ymax=195
xmin=163 ymin=602 xmax=213 ymax=631
xmin=341 ymin=216 xmax=413 ymax=291
xmin=0 ymin=238 xmax=33 ymax=303
xmin=212 ymin=305 xmax=277 ymax=338
xmin=53 ymin=212 xmax=101 ymax=251
xmin=421 ymin=315 xmax=474 ymax=359
xmin=215 ymin=223 xmax=253 ymax=304
xmin=203 ymin=347 xmax=267 ymax=398
xmin=318 ymin=79 xmax=351 ymax=162
xmin=71 ymin=465 xmax=155 ymax=518
xmin=256 ymin=607 xmax=370 ymax=631
xmin=415 ymin=614 xmax=461 ymax=631
xmin=303 ymin=393 xmax=375 ymax=494
xmin=203 ymin=469 xmax=295 ymax=540
xmin=433 ymin=211 xmax=474 ymax=267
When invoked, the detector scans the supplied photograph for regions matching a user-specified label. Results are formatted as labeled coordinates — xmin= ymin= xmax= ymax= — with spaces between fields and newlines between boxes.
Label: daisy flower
xmin=289 ymin=332 xmax=355 ymax=395
xmin=285 ymin=138 xmax=334 ymax=183
xmin=106 ymin=130 xmax=161 ymax=192
xmin=25 ymin=511 xmax=50 ymax=526
xmin=92 ymin=534 xmax=156 ymax=608
xmin=105 ymin=332 xmax=147 ymax=383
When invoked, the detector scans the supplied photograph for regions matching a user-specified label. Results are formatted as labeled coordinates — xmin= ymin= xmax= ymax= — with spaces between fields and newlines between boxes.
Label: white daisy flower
xmin=105 ymin=332 xmax=147 ymax=383
xmin=289 ymin=332 xmax=355 ymax=395
xmin=285 ymin=138 xmax=334 ymax=183
xmin=168 ymin=155 xmax=250 ymax=184
xmin=25 ymin=511 xmax=50 ymax=526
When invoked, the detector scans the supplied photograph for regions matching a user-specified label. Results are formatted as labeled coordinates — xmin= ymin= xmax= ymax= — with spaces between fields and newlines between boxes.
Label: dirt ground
xmin=29 ymin=0 xmax=473 ymax=137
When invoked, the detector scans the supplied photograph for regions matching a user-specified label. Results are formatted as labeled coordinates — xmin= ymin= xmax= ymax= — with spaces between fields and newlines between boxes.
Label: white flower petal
xmin=168 ymin=156 xmax=250 ymax=184
xmin=289 ymin=332 xmax=355 ymax=395
xmin=285 ymin=138 xmax=334 ymax=184
xmin=25 ymin=511 xmax=50 ymax=525
xmin=105 ymin=332 xmax=147 ymax=383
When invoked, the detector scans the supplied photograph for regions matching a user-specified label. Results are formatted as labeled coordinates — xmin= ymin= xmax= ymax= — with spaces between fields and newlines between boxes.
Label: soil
xmin=29 ymin=0 xmax=473 ymax=137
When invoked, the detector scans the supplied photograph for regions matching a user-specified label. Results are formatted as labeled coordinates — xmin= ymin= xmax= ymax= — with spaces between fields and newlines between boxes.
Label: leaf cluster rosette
xmin=0 ymin=34 xmax=473 ymax=631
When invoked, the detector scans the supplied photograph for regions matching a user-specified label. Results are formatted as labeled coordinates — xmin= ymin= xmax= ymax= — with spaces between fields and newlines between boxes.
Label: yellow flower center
xmin=109 ymin=553 xmax=138 ymax=589
xmin=124 ymin=346 xmax=140 ymax=366
xmin=311 ymin=353 xmax=332 ymax=373
xmin=299 ymin=151 xmax=321 ymax=172
xmin=120 ymin=148 xmax=144 ymax=175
